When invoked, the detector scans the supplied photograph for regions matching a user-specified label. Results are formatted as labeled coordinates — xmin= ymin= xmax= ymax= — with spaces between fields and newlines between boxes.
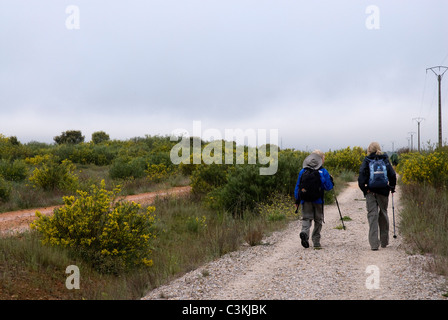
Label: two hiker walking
xmin=294 ymin=142 xmax=397 ymax=250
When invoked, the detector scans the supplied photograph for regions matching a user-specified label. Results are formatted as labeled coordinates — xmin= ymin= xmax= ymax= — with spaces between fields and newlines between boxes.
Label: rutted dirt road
xmin=0 ymin=186 xmax=191 ymax=236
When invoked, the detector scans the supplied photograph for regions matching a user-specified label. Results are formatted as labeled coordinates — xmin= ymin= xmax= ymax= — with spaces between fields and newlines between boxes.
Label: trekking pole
xmin=333 ymin=190 xmax=346 ymax=230
xmin=392 ymin=192 xmax=397 ymax=238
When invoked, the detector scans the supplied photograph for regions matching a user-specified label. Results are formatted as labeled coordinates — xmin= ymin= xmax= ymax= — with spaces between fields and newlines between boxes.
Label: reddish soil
xmin=0 ymin=186 xmax=191 ymax=236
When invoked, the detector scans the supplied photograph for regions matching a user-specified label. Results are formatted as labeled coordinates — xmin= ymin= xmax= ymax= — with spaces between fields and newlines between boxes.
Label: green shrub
xmin=211 ymin=164 xmax=274 ymax=216
xmin=202 ymin=151 xmax=306 ymax=216
xmin=109 ymin=156 xmax=147 ymax=180
xmin=271 ymin=150 xmax=308 ymax=195
xmin=0 ymin=176 xmax=12 ymax=202
xmin=29 ymin=159 xmax=78 ymax=191
xmin=0 ymin=134 xmax=30 ymax=160
xmin=54 ymin=130 xmax=85 ymax=145
xmin=30 ymin=181 xmax=156 ymax=273
xmin=190 ymin=163 xmax=229 ymax=195
xmin=147 ymin=151 xmax=173 ymax=167
xmin=91 ymin=131 xmax=110 ymax=144
xmin=53 ymin=143 xmax=117 ymax=166
xmin=0 ymin=159 xmax=28 ymax=181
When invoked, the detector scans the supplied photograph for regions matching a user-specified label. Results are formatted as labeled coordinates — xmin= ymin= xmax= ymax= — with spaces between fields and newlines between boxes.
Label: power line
xmin=441 ymin=51 xmax=448 ymax=65
xmin=418 ymin=72 xmax=428 ymax=118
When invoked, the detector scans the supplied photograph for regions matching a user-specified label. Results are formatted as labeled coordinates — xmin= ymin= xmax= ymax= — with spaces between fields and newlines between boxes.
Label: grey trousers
xmin=301 ymin=202 xmax=324 ymax=247
xmin=366 ymin=192 xmax=390 ymax=249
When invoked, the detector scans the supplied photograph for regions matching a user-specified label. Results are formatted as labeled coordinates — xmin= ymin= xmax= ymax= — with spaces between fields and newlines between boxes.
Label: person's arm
xmin=320 ymin=168 xmax=334 ymax=191
xmin=358 ymin=159 xmax=369 ymax=196
xmin=294 ymin=170 xmax=303 ymax=205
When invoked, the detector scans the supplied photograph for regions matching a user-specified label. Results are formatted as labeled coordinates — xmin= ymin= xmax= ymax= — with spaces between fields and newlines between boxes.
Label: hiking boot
xmin=300 ymin=232 xmax=309 ymax=248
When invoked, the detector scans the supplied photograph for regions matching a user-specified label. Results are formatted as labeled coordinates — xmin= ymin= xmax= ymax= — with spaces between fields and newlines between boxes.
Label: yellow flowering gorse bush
xmin=324 ymin=146 xmax=366 ymax=173
xmin=31 ymin=180 xmax=156 ymax=271
xmin=28 ymin=158 xmax=78 ymax=191
xmin=25 ymin=154 xmax=53 ymax=166
xmin=146 ymin=163 xmax=171 ymax=182
xmin=397 ymin=151 xmax=448 ymax=187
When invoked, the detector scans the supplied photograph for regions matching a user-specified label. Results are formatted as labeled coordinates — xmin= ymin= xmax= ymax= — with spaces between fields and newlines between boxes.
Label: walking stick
xmin=333 ymin=190 xmax=346 ymax=230
xmin=392 ymin=192 xmax=397 ymax=238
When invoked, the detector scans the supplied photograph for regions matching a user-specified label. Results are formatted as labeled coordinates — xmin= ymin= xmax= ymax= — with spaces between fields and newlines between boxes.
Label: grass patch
xmin=0 ymin=232 xmax=144 ymax=300
xmin=400 ymin=183 xmax=448 ymax=276
xmin=333 ymin=216 xmax=351 ymax=230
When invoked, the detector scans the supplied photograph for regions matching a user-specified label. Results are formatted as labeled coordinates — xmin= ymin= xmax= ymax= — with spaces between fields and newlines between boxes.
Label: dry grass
xmin=400 ymin=183 xmax=448 ymax=276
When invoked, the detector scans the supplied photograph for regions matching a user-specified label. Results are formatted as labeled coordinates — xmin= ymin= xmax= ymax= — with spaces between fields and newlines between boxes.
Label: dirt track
xmin=143 ymin=181 xmax=448 ymax=300
xmin=0 ymin=186 xmax=191 ymax=235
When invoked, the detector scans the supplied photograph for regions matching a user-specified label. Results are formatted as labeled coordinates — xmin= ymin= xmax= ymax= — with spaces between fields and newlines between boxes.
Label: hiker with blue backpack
xmin=358 ymin=142 xmax=397 ymax=251
xmin=294 ymin=150 xmax=334 ymax=249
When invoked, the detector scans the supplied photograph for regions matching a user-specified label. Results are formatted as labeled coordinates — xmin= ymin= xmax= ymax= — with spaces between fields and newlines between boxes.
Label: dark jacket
xmin=358 ymin=153 xmax=397 ymax=196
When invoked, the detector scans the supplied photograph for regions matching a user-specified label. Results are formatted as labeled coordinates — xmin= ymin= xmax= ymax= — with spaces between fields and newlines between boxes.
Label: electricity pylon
xmin=413 ymin=117 xmax=425 ymax=152
xmin=426 ymin=66 xmax=448 ymax=148
xmin=408 ymin=132 xmax=416 ymax=152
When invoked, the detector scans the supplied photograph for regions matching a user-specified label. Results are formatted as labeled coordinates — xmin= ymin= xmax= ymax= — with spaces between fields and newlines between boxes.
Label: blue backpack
xmin=367 ymin=157 xmax=388 ymax=189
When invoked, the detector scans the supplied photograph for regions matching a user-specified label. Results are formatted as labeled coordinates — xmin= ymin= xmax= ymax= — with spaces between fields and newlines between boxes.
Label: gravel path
xmin=142 ymin=182 xmax=448 ymax=300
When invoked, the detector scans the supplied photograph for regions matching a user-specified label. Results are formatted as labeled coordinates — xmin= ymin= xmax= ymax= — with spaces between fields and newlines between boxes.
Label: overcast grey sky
xmin=1 ymin=0 xmax=448 ymax=151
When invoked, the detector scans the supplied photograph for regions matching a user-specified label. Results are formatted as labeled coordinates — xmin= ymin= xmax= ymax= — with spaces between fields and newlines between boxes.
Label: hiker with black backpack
xmin=358 ymin=142 xmax=397 ymax=251
xmin=294 ymin=150 xmax=334 ymax=249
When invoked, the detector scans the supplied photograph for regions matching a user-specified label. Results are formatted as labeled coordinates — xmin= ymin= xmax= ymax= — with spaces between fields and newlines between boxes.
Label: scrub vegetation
xmin=396 ymin=146 xmax=448 ymax=275
xmin=6 ymin=131 xmax=445 ymax=299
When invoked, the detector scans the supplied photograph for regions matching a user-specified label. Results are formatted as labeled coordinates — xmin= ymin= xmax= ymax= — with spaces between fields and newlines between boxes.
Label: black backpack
xmin=298 ymin=168 xmax=323 ymax=202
